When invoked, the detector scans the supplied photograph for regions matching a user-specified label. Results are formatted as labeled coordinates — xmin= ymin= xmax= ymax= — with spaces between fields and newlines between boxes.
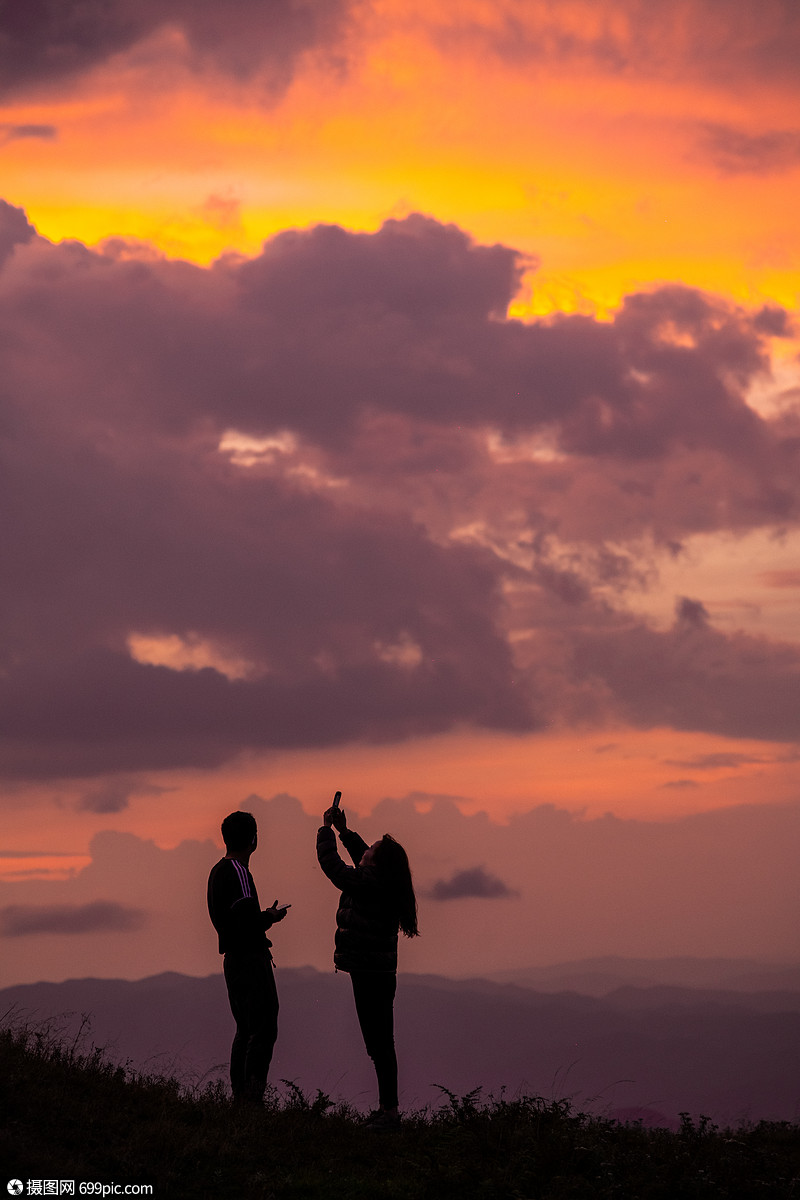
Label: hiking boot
xmin=363 ymin=1108 xmax=401 ymax=1131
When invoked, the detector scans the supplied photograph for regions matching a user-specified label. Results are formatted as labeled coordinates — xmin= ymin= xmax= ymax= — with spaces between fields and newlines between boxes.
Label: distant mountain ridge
xmin=2 ymin=960 xmax=798 ymax=1128
xmin=485 ymin=955 xmax=800 ymax=995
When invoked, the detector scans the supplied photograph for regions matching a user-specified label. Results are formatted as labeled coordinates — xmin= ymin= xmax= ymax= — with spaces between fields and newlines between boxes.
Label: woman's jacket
xmin=317 ymin=825 xmax=399 ymax=972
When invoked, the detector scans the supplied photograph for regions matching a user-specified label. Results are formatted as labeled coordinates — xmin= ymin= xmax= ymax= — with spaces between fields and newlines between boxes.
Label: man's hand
xmin=266 ymin=899 xmax=289 ymax=923
xmin=323 ymin=806 xmax=347 ymax=832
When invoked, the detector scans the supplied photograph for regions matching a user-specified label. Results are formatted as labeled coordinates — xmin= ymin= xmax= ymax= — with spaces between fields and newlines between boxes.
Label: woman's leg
xmin=350 ymin=971 xmax=398 ymax=1110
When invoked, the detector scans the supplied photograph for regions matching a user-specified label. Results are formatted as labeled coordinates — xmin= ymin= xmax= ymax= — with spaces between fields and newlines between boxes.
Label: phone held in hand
xmin=333 ymin=791 xmax=342 ymax=809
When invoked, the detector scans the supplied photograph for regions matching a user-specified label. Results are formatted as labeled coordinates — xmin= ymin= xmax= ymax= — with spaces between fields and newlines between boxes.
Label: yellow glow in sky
xmin=2 ymin=6 xmax=799 ymax=315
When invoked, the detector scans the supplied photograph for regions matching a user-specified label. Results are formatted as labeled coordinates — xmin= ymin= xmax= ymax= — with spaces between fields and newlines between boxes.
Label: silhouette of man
xmin=207 ymin=810 xmax=288 ymax=1103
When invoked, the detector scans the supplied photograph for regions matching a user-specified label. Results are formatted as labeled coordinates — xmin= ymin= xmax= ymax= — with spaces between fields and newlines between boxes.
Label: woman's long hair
xmin=373 ymin=834 xmax=419 ymax=938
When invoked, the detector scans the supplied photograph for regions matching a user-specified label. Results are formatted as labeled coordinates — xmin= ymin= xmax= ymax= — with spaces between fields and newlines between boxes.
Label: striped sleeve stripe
xmin=231 ymin=859 xmax=252 ymax=901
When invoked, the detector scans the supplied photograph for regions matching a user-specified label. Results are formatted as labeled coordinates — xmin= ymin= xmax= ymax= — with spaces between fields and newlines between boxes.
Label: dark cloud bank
xmin=0 ymin=0 xmax=349 ymax=99
xmin=5 ymin=0 xmax=800 ymax=104
xmin=0 ymin=200 xmax=799 ymax=780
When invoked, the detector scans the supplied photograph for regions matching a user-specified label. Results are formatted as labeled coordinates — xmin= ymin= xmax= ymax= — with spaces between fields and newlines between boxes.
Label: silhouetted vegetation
xmin=1 ymin=1017 xmax=799 ymax=1198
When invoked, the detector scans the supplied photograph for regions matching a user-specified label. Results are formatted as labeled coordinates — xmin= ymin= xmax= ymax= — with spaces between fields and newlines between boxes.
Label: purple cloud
xmin=0 ymin=199 xmax=36 ymax=268
xmin=676 ymin=596 xmax=710 ymax=628
xmin=0 ymin=901 xmax=147 ymax=937
xmin=760 ymin=570 xmax=800 ymax=588
xmin=694 ymin=123 xmax=800 ymax=176
xmin=0 ymin=0 xmax=351 ymax=100
xmin=435 ymin=1 xmax=800 ymax=92
xmin=566 ymin=608 xmax=800 ymax=742
xmin=664 ymin=753 xmax=768 ymax=770
xmin=427 ymin=866 xmax=519 ymax=901
xmin=78 ymin=776 xmax=173 ymax=814
xmin=0 ymin=206 xmax=798 ymax=782
xmin=0 ymin=124 xmax=57 ymax=143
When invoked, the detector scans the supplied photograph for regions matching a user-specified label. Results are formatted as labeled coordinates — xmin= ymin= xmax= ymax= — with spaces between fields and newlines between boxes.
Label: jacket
xmin=207 ymin=856 xmax=278 ymax=957
xmin=316 ymin=825 xmax=399 ymax=973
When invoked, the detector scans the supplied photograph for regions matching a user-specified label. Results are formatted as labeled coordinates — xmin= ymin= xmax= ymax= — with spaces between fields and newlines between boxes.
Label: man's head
xmin=221 ymin=810 xmax=258 ymax=854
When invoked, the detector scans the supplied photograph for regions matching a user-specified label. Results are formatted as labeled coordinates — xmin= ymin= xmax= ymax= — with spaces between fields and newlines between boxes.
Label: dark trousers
xmin=350 ymin=970 xmax=398 ymax=1110
xmin=223 ymin=950 xmax=279 ymax=1102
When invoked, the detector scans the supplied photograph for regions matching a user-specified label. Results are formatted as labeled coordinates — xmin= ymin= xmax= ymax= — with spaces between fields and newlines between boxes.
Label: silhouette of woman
xmin=317 ymin=801 xmax=418 ymax=1130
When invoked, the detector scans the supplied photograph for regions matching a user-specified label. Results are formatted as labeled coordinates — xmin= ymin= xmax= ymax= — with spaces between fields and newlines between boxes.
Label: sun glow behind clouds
xmin=374 ymin=633 xmax=424 ymax=670
xmin=127 ymin=633 xmax=256 ymax=681
xmin=0 ymin=853 xmax=91 ymax=883
xmin=2 ymin=0 xmax=799 ymax=313
xmin=218 ymin=429 xmax=298 ymax=465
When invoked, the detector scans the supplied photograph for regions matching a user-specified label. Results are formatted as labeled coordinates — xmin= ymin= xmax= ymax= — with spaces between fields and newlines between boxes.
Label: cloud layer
xmin=427 ymin=866 xmax=519 ymax=900
xmin=431 ymin=0 xmax=800 ymax=92
xmin=0 ymin=0 xmax=350 ymax=100
xmin=0 ymin=793 xmax=797 ymax=985
xmin=0 ymin=203 xmax=798 ymax=780
xmin=0 ymin=900 xmax=146 ymax=937
xmin=6 ymin=0 xmax=800 ymax=105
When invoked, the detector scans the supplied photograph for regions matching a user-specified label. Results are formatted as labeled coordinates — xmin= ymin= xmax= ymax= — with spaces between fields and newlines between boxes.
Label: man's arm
xmin=211 ymin=859 xmax=267 ymax=951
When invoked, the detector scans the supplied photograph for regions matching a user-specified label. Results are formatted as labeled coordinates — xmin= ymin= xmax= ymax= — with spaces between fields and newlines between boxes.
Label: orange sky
xmin=3 ymin=1 xmax=800 ymax=314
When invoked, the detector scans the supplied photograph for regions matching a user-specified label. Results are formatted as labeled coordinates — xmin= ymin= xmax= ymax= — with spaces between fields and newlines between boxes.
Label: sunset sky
xmin=1 ymin=0 xmax=799 ymax=988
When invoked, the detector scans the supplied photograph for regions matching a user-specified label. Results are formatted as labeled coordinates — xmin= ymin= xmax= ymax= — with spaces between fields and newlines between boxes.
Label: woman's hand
xmin=323 ymin=806 xmax=347 ymax=831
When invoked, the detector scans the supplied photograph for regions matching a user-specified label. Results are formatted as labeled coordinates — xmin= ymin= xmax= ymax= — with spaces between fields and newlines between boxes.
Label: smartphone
xmin=333 ymin=791 xmax=342 ymax=808
xmin=276 ymin=903 xmax=291 ymax=913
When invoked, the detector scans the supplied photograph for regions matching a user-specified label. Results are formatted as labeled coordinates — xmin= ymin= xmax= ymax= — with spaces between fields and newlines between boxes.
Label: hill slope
xmin=2 ymin=1020 xmax=799 ymax=1200
xmin=2 ymin=966 xmax=799 ymax=1125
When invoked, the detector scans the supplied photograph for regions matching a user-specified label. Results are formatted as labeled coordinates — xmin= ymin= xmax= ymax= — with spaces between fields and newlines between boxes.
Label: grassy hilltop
xmin=1 ymin=1021 xmax=799 ymax=1199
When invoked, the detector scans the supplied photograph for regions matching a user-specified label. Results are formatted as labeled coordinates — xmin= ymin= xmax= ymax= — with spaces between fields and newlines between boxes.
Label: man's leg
xmin=243 ymin=953 xmax=279 ymax=1101
xmin=224 ymin=952 xmax=279 ymax=1103
xmin=223 ymin=954 xmax=248 ymax=1100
